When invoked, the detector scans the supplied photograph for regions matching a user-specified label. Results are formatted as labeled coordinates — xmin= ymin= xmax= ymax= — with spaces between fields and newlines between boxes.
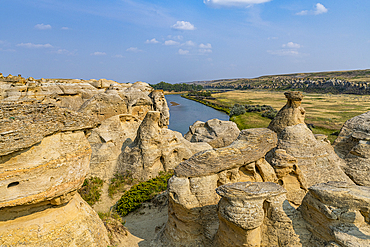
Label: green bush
xmin=108 ymin=171 xmax=134 ymax=198
xmin=261 ymin=109 xmax=278 ymax=119
xmin=78 ymin=177 xmax=104 ymax=206
xmin=230 ymin=104 xmax=246 ymax=117
xmin=116 ymin=171 xmax=173 ymax=216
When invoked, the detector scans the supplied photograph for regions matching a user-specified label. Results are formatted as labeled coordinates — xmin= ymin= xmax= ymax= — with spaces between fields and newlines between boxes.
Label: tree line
xmin=150 ymin=81 xmax=203 ymax=92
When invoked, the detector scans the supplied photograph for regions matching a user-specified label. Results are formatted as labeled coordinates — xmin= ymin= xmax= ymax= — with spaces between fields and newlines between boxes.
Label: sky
xmin=1 ymin=0 xmax=369 ymax=83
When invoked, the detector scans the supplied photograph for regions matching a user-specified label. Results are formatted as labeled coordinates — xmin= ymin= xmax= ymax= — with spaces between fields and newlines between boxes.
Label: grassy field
xmin=205 ymin=90 xmax=370 ymax=143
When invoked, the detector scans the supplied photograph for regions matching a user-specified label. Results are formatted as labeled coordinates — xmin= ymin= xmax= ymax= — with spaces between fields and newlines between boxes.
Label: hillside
xmin=185 ymin=69 xmax=370 ymax=95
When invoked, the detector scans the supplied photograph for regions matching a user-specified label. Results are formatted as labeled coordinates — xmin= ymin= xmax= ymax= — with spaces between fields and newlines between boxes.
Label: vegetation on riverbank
xmin=151 ymin=81 xmax=203 ymax=92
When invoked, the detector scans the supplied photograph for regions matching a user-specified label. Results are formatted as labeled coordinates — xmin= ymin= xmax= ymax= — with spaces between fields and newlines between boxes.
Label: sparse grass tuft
xmin=108 ymin=171 xmax=134 ymax=198
xmin=78 ymin=177 xmax=104 ymax=206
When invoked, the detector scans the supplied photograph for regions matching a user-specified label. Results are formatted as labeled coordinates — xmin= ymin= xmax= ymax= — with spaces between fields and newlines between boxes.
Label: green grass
xmin=78 ymin=177 xmax=104 ymax=206
xmin=116 ymin=171 xmax=173 ymax=216
xmin=230 ymin=112 xmax=271 ymax=130
xmin=108 ymin=171 xmax=134 ymax=198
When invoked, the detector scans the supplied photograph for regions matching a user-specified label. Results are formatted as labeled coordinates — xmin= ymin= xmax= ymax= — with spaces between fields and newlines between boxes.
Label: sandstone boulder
xmin=184 ymin=118 xmax=240 ymax=148
xmin=0 ymin=101 xmax=109 ymax=246
xmin=300 ymin=182 xmax=370 ymax=247
xmin=268 ymin=124 xmax=353 ymax=205
xmin=333 ymin=111 xmax=370 ymax=186
xmin=268 ymin=91 xmax=306 ymax=134
xmin=118 ymin=111 xmax=211 ymax=181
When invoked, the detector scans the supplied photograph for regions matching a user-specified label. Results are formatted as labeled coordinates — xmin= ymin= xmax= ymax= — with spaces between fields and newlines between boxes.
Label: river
xmin=165 ymin=94 xmax=229 ymax=135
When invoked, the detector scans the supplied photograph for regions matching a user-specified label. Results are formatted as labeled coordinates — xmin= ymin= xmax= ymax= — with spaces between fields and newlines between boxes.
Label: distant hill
xmin=184 ymin=69 xmax=370 ymax=95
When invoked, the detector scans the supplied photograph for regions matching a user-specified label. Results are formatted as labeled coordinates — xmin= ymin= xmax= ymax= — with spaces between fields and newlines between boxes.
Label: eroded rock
xmin=184 ymin=118 xmax=240 ymax=148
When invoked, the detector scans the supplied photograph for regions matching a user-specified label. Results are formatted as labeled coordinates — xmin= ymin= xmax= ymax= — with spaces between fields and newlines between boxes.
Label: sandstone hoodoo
xmin=268 ymin=91 xmax=305 ymax=134
xmin=333 ymin=111 xmax=370 ymax=186
xmin=0 ymin=101 xmax=109 ymax=246
xmin=118 ymin=111 xmax=211 ymax=181
xmin=184 ymin=118 xmax=240 ymax=148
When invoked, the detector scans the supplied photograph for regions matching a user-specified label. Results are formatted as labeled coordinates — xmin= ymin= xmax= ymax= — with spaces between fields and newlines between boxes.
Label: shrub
xmin=116 ymin=171 xmax=173 ymax=216
xmin=261 ymin=109 xmax=278 ymax=119
xmin=78 ymin=177 xmax=104 ymax=206
xmin=230 ymin=104 xmax=246 ymax=117
xmin=108 ymin=171 xmax=134 ymax=198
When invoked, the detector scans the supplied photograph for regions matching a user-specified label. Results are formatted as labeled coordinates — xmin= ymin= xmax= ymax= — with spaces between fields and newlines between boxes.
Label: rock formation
xmin=118 ymin=111 xmax=211 ymax=181
xmin=268 ymin=91 xmax=305 ymax=134
xmin=300 ymin=181 xmax=370 ymax=247
xmin=153 ymin=128 xmax=278 ymax=246
xmin=333 ymin=111 xmax=370 ymax=186
xmin=184 ymin=118 xmax=240 ymax=148
xmin=0 ymin=101 xmax=109 ymax=246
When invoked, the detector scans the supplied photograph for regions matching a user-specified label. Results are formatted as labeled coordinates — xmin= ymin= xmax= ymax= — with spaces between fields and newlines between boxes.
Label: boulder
xmin=333 ymin=111 xmax=370 ymax=186
xmin=184 ymin=118 xmax=240 ymax=148
xmin=0 ymin=101 xmax=109 ymax=246
xmin=300 ymin=182 xmax=370 ymax=247
xmin=118 ymin=111 xmax=211 ymax=181
xmin=268 ymin=124 xmax=353 ymax=205
xmin=268 ymin=91 xmax=306 ymax=134
xmin=153 ymin=128 xmax=279 ymax=247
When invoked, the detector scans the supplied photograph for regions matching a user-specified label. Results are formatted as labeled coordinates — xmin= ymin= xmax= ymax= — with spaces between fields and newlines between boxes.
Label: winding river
xmin=165 ymin=94 xmax=229 ymax=135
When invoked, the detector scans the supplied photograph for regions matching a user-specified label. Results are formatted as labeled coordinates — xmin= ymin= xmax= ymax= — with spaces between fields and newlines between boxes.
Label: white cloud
xmin=34 ymin=24 xmax=52 ymax=30
xmin=178 ymin=49 xmax=189 ymax=55
xmin=171 ymin=21 xmax=196 ymax=31
xmin=145 ymin=38 xmax=159 ymax=44
xmin=199 ymin=43 xmax=212 ymax=49
xmin=296 ymin=3 xmax=328 ymax=15
xmin=164 ymin=40 xmax=180 ymax=46
xmin=113 ymin=54 xmax=124 ymax=58
xmin=296 ymin=10 xmax=308 ymax=16
xmin=204 ymin=0 xmax=271 ymax=7
xmin=54 ymin=49 xmax=75 ymax=55
xmin=183 ymin=40 xmax=196 ymax=46
xmin=314 ymin=3 xmax=328 ymax=15
xmin=61 ymin=27 xmax=69 ymax=30
xmin=91 ymin=51 xmax=106 ymax=56
xmin=199 ymin=49 xmax=212 ymax=53
xmin=267 ymin=49 xmax=299 ymax=56
xmin=126 ymin=47 xmax=143 ymax=52
xmin=282 ymin=42 xmax=301 ymax=49
xmin=17 ymin=43 xmax=53 ymax=48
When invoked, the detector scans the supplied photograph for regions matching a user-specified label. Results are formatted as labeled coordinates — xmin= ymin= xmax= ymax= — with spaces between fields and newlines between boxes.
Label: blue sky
xmin=1 ymin=0 xmax=369 ymax=83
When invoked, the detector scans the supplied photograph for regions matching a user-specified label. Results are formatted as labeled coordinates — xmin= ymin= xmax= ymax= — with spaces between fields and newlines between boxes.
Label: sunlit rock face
xmin=184 ymin=118 xmax=240 ymax=148
xmin=333 ymin=111 xmax=370 ymax=186
xmin=0 ymin=101 xmax=109 ymax=247
xmin=152 ymin=128 xmax=278 ymax=247
xmin=118 ymin=111 xmax=211 ymax=181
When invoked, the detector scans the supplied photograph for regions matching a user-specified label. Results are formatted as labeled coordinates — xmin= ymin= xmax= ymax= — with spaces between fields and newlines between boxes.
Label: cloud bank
xmin=17 ymin=43 xmax=53 ymax=48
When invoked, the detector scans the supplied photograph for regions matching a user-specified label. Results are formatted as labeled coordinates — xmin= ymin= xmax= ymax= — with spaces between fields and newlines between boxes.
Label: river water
xmin=165 ymin=94 xmax=229 ymax=135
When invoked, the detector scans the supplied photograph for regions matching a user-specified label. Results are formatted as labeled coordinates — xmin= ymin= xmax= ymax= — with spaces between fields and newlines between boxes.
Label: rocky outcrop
xmin=268 ymin=123 xmax=353 ymax=205
xmin=184 ymin=119 xmax=240 ymax=148
xmin=0 ymin=101 xmax=109 ymax=246
xmin=333 ymin=111 xmax=370 ymax=186
xmin=300 ymin=181 xmax=370 ymax=247
xmin=153 ymin=128 xmax=278 ymax=246
xmin=213 ymin=182 xmax=309 ymax=247
xmin=118 ymin=111 xmax=211 ymax=181
xmin=268 ymin=91 xmax=305 ymax=134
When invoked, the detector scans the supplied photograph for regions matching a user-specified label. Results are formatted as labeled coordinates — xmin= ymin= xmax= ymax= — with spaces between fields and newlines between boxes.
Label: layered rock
xmin=184 ymin=118 xmax=240 ymax=148
xmin=333 ymin=111 xmax=370 ymax=186
xmin=118 ymin=111 xmax=211 ymax=181
xmin=300 ymin=182 xmax=370 ymax=247
xmin=153 ymin=128 xmax=278 ymax=246
xmin=268 ymin=91 xmax=305 ymax=134
xmin=0 ymin=101 xmax=109 ymax=246
xmin=213 ymin=182 xmax=309 ymax=247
